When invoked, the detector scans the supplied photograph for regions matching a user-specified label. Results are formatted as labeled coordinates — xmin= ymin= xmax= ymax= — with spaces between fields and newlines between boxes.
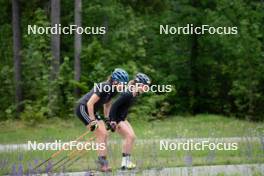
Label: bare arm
xmin=104 ymin=100 xmax=112 ymax=118
xmin=87 ymin=94 xmax=100 ymax=120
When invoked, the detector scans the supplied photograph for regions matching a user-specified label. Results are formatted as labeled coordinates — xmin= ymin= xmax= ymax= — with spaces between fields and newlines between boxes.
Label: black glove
xmin=89 ymin=120 xmax=98 ymax=132
xmin=109 ymin=121 xmax=117 ymax=132
xmin=104 ymin=118 xmax=112 ymax=131
xmin=104 ymin=118 xmax=117 ymax=132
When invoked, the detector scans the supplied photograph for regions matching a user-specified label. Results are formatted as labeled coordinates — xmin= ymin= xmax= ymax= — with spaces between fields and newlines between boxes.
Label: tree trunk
xmin=49 ymin=0 xmax=60 ymax=117
xmin=12 ymin=0 xmax=23 ymax=116
xmin=102 ymin=16 xmax=109 ymax=44
xmin=190 ymin=33 xmax=199 ymax=114
xmin=189 ymin=0 xmax=200 ymax=114
xmin=51 ymin=0 xmax=60 ymax=80
xmin=74 ymin=0 xmax=82 ymax=97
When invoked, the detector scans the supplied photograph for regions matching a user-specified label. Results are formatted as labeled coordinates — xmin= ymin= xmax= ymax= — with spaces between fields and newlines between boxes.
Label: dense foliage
xmin=0 ymin=0 xmax=263 ymax=122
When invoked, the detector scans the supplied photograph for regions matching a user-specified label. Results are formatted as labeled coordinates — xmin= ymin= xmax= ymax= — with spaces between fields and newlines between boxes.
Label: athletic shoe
xmin=97 ymin=156 xmax=112 ymax=172
xmin=121 ymin=161 xmax=136 ymax=170
xmin=100 ymin=164 xmax=112 ymax=172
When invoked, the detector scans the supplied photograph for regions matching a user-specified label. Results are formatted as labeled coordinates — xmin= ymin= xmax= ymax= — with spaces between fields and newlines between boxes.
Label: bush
xmin=20 ymin=101 xmax=49 ymax=126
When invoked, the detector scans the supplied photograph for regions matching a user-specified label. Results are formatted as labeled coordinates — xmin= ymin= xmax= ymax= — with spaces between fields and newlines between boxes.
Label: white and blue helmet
xmin=135 ymin=73 xmax=151 ymax=85
xmin=111 ymin=68 xmax=129 ymax=83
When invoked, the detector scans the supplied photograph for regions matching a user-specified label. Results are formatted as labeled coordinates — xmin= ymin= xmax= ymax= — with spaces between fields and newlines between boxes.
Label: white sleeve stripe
xmin=80 ymin=105 xmax=91 ymax=123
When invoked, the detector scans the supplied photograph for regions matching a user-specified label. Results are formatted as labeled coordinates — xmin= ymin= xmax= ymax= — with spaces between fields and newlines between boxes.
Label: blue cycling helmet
xmin=135 ymin=73 xmax=151 ymax=85
xmin=111 ymin=68 xmax=129 ymax=83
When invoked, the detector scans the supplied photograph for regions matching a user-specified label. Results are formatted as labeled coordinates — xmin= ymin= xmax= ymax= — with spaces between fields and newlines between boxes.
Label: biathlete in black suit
xmin=75 ymin=68 xmax=129 ymax=172
xmin=109 ymin=73 xmax=151 ymax=170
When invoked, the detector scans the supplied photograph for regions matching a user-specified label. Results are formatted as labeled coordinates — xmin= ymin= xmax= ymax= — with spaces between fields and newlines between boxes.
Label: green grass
xmin=0 ymin=114 xmax=263 ymax=175
xmin=0 ymin=114 xmax=263 ymax=144
xmin=0 ymin=140 xmax=263 ymax=175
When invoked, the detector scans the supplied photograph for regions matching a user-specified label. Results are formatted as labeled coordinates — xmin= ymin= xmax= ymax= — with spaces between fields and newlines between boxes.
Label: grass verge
xmin=0 ymin=114 xmax=263 ymax=144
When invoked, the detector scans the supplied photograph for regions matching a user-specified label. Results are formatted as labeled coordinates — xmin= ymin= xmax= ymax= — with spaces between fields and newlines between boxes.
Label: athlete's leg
xmin=124 ymin=120 xmax=136 ymax=144
xmin=76 ymin=104 xmax=110 ymax=172
xmin=89 ymin=120 xmax=108 ymax=156
xmin=116 ymin=120 xmax=136 ymax=169
xmin=116 ymin=120 xmax=136 ymax=154
xmin=88 ymin=120 xmax=111 ymax=172
xmin=77 ymin=104 xmax=108 ymax=157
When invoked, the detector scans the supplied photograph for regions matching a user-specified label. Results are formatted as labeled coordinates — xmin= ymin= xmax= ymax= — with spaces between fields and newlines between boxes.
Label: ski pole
xmin=53 ymin=135 xmax=96 ymax=171
xmin=32 ymin=130 xmax=90 ymax=171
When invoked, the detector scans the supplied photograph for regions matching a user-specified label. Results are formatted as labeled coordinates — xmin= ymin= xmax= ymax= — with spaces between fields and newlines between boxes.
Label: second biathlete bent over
xmin=109 ymin=73 xmax=151 ymax=170
xmin=75 ymin=68 xmax=129 ymax=172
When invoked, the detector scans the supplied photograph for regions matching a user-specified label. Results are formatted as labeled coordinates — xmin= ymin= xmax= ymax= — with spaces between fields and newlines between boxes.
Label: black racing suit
xmin=75 ymin=81 xmax=116 ymax=125
xmin=109 ymin=91 xmax=136 ymax=123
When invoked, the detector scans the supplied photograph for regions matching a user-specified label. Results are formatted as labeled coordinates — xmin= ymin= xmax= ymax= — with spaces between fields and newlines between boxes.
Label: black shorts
xmin=75 ymin=104 xmax=101 ymax=126
xmin=116 ymin=111 xmax=128 ymax=124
